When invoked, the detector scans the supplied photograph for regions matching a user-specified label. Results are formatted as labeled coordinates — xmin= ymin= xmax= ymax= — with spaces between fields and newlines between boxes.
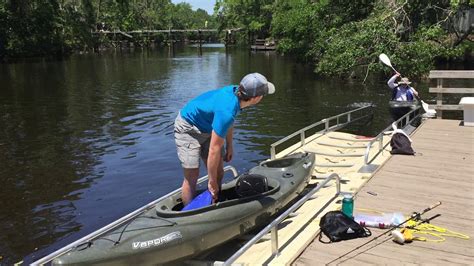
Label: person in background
xmin=174 ymin=73 xmax=275 ymax=205
xmin=387 ymin=72 xmax=419 ymax=121
xmin=387 ymin=72 xmax=419 ymax=101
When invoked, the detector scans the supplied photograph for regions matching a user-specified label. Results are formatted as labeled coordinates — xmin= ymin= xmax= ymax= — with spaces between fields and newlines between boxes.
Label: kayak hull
xmin=389 ymin=100 xmax=419 ymax=121
xmin=52 ymin=152 xmax=315 ymax=265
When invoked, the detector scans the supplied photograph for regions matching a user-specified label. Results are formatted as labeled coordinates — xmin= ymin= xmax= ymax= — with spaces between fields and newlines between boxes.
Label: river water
xmin=0 ymin=45 xmax=450 ymax=264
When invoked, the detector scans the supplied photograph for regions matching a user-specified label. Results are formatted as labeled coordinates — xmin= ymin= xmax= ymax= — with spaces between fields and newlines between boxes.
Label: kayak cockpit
xmin=155 ymin=153 xmax=312 ymax=217
xmin=156 ymin=177 xmax=280 ymax=217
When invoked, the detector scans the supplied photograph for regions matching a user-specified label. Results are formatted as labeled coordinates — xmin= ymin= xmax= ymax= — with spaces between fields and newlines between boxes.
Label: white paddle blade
xmin=421 ymin=100 xmax=437 ymax=116
xmin=379 ymin=53 xmax=392 ymax=67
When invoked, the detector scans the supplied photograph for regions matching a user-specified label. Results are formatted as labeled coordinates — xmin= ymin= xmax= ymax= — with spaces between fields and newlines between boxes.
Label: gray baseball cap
xmin=239 ymin=73 xmax=276 ymax=97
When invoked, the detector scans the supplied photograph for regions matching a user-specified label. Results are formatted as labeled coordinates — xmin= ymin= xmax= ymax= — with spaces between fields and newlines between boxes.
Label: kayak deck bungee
xmin=51 ymin=152 xmax=315 ymax=265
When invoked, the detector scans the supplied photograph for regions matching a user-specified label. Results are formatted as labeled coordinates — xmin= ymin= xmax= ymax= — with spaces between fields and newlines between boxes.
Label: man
xmin=387 ymin=72 xmax=419 ymax=121
xmin=174 ymin=73 xmax=275 ymax=205
xmin=387 ymin=72 xmax=419 ymax=101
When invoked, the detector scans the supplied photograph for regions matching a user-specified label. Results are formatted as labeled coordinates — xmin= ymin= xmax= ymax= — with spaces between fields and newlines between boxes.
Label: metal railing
xmin=32 ymin=166 xmax=239 ymax=265
xmin=270 ymin=105 xmax=374 ymax=159
xmin=223 ymin=173 xmax=342 ymax=266
xmin=363 ymin=107 xmax=422 ymax=166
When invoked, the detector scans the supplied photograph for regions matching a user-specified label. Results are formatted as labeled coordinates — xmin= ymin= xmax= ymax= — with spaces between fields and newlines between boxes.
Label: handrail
xmin=363 ymin=107 xmax=422 ymax=165
xmin=428 ymin=70 xmax=474 ymax=118
xmin=223 ymin=173 xmax=342 ymax=266
xmin=32 ymin=166 xmax=239 ymax=265
xmin=93 ymin=28 xmax=243 ymax=34
xmin=270 ymin=105 xmax=374 ymax=159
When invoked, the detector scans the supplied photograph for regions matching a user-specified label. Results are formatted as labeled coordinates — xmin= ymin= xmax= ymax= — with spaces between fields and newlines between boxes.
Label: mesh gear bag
xmin=390 ymin=132 xmax=415 ymax=155
xmin=319 ymin=211 xmax=371 ymax=243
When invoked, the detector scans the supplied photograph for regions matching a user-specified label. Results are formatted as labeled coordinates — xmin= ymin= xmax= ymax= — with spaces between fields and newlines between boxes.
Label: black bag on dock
xmin=318 ymin=211 xmax=371 ymax=243
xmin=390 ymin=131 xmax=415 ymax=155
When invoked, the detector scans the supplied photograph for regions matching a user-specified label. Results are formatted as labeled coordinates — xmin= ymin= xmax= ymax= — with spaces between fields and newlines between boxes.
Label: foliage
xmin=1 ymin=0 xmax=66 ymax=57
xmin=2 ymin=0 xmax=472 ymax=78
xmin=266 ymin=0 xmax=473 ymax=78
xmin=215 ymin=0 xmax=274 ymax=43
xmin=271 ymin=1 xmax=318 ymax=60
xmin=314 ymin=17 xmax=399 ymax=77
xmin=0 ymin=0 xmax=216 ymax=59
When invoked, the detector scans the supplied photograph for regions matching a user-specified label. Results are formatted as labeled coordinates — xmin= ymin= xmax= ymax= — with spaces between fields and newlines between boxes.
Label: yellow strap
xmin=404 ymin=220 xmax=470 ymax=243
xmin=352 ymin=210 xmax=470 ymax=242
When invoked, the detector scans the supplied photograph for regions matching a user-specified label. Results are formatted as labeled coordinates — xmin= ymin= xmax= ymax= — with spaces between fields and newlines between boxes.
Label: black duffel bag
xmin=319 ymin=211 xmax=371 ymax=243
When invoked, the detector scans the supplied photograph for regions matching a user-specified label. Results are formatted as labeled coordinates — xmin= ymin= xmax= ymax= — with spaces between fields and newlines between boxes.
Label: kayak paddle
xmin=379 ymin=53 xmax=436 ymax=116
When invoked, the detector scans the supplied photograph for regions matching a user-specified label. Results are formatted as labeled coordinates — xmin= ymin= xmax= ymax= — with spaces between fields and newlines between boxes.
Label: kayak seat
xmin=235 ymin=174 xmax=268 ymax=198
xmin=218 ymin=176 xmax=279 ymax=202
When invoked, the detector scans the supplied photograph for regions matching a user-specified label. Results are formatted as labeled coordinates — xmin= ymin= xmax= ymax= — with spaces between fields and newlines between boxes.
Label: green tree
xmin=0 ymin=0 xmax=218 ymax=58
xmin=268 ymin=0 xmax=473 ymax=78
xmin=215 ymin=0 xmax=274 ymax=43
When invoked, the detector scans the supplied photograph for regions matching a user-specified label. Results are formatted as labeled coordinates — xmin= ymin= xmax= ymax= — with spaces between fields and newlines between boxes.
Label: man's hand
xmin=208 ymin=180 xmax=219 ymax=203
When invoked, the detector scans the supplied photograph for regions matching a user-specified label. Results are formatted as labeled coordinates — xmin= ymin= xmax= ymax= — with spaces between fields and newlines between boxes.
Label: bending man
xmin=174 ymin=73 xmax=275 ymax=205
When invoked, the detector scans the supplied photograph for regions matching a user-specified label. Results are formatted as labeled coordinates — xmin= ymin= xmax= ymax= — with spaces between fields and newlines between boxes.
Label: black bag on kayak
xmin=235 ymin=174 xmax=268 ymax=198
xmin=318 ymin=211 xmax=371 ymax=243
xmin=390 ymin=132 xmax=415 ymax=155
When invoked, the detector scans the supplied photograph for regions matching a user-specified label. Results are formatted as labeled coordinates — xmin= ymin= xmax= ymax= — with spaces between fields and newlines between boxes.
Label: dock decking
xmin=295 ymin=119 xmax=474 ymax=265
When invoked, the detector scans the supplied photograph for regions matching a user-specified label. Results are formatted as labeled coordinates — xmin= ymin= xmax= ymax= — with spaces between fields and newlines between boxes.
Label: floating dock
xmin=295 ymin=119 xmax=473 ymax=265
xmin=219 ymin=118 xmax=473 ymax=265
xmin=251 ymin=39 xmax=276 ymax=51
xmin=230 ymin=131 xmax=393 ymax=265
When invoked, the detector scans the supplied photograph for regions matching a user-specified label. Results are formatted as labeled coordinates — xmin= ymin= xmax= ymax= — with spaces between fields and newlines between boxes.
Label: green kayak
xmin=389 ymin=100 xmax=420 ymax=121
xmin=52 ymin=152 xmax=315 ymax=265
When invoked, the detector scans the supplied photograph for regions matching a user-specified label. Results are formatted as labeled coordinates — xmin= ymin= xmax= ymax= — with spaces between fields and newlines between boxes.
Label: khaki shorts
xmin=175 ymin=113 xmax=221 ymax=169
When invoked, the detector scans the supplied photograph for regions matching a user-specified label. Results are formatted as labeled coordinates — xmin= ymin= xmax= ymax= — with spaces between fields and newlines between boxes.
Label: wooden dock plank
xmin=295 ymin=119 xmax=474 ymax=265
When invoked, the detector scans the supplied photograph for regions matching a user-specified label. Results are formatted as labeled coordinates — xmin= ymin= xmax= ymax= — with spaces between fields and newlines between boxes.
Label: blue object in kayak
xmin=182 ymin=190 xmax=213 ymax=211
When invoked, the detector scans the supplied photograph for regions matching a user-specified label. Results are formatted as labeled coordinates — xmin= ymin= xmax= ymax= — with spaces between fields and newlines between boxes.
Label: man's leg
xmin=174 ymin=114 xmax=202 ymax=206
xmin=182 ymin=168 xmax=199 ymax=206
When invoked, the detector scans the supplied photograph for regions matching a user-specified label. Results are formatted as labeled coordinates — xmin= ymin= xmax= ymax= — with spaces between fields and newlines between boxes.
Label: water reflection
xmin=0 ymin=46 xmax=452 ymax=264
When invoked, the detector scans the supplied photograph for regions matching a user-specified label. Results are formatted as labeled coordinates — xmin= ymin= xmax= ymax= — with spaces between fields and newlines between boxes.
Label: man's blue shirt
xmin=180 ymin=85 xmax=240 ymax=138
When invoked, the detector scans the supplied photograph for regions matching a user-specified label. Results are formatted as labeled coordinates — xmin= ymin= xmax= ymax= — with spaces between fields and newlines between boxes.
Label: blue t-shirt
xmin=180 ymin=85 xmax=241 ymax=138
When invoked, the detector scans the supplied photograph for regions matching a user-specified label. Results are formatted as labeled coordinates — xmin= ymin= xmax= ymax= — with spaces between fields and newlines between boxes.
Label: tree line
xmin=216 ymin=0 xmax=473 ymax=77
xmin=1 ymin=0 xmax=473 ymax=77
xmin=0 ymin=0 xmax=215 ymax=58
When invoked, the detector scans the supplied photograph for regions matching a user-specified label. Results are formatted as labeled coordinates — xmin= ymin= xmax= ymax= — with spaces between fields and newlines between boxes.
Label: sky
xmin=171 ymin=0 xmax=216 ymax=14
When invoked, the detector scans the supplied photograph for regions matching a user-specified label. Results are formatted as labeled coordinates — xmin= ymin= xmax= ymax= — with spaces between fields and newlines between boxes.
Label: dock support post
xmin=225 ymin=30 xmax=229 ymax=48
xmin=437 ymin=78 xmax=443 ymax=119
xmin=271 ymin=227 xmax=279 ymax=256
xmin=198 ymin=29 xmax=202 ymax=56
